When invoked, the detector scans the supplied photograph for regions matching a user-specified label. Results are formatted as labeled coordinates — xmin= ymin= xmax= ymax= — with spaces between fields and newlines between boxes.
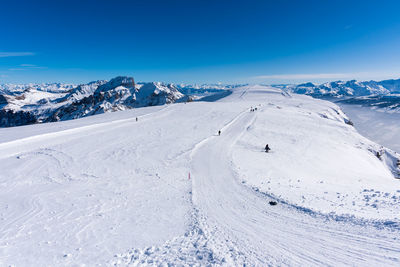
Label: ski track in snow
xmin=189 ymin=108 xmax=400 ymax=265
xmin=1 ymin=85 xmax=400 ymax=266
xmin=114 ymin=95 xmax=400 ymax=266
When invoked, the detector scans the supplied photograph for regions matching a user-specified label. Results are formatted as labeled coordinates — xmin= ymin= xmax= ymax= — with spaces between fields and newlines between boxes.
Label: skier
xmin=218 ymin=130 xmax=221 ymax=136
xmin=136 ymin=117 xmax=138 ymax=122
xmin=269 ymin=201 xmax=277 ymax=206
xmin=265 ymin=144 xmax=271 ymax=153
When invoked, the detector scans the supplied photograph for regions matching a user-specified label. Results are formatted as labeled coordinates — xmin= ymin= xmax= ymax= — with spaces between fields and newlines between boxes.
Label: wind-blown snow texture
xmin=0 ymin=85 xmax=399 ymax=266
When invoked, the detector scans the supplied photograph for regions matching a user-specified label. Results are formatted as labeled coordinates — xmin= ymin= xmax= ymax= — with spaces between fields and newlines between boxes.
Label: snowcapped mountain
xmin=285 ymin=78 xmax=400 ymax=97
xmin=0 ymin=76 xmax=185 ymax=127
xmin=3 ymin=76 xmax=400 ymax=127
xmin=49 ymin=78 xmax=184 ymax=122
xmin=277 ymin=78 xmax=400 ymax=112
xmin=0 ymin=83 xmax=75 ymax=95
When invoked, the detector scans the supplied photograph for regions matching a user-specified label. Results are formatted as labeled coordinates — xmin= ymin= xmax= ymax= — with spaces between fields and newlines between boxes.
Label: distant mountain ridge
xmin=273 ymin=78 xmax=400 ymax=112
xmin=0 ymin=83 xmax=76 ymax=95
xmin=0 ymin=76 xmax=187 ymax=127
xmin=283 ymin=78 xmax=400 ymax=97
xmin=2 ymin=76 xmax=400 ymax=127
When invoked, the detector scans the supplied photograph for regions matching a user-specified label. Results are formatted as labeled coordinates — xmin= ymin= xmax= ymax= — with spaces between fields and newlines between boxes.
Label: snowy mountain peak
xmin=96 ymin=76 xmax=135 ymax=93
xmin=0 ymin=76 xmax=186 ymax=127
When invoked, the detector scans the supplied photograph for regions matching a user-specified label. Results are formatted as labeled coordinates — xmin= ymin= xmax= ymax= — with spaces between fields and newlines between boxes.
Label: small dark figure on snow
xmin=269 ymin=201 xmax=277 ymax=206
xmin=218 ymin=130 xmax=221 ymax=136
xmin=136 ymin=117 xmax=138 ymax=122
xmin=265 ymin=144 xmax=271 ymax=153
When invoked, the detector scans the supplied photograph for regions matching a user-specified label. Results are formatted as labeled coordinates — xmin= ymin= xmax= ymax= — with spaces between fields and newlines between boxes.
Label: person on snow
xmin=136 ymin=117 xmax=138 ymax=122
xmin=218 ymin=130 xmax=221 ymax=136
xmin=265 ymin=144 xmax=271 ymax=153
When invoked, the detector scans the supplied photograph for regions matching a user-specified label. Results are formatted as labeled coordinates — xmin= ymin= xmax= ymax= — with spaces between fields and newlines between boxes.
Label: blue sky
xmin=1 ymin=0 xmax=400 ymax=84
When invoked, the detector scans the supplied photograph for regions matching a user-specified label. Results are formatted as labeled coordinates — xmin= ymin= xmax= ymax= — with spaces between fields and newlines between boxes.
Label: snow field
xmin=0 ymin=85 xmax=399 ymax=265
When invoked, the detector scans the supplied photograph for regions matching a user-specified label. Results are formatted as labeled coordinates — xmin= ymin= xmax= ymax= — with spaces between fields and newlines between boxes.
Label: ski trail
xmin=111 ymin=107 xmax=254 ymax=266
xmin=190 ymin=106 xmax=400 ymax=265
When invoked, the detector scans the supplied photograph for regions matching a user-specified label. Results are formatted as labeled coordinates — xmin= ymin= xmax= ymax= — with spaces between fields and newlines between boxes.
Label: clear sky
xmin=1 ymin=0 xmax=400 ymax=84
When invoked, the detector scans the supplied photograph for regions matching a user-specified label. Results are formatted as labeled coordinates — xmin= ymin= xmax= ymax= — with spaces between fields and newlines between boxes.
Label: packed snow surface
xmin=0 ymin=85 xmax=399 ymax=266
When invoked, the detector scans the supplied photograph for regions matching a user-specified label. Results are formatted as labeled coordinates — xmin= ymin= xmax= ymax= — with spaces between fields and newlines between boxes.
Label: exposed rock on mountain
xmin=0 ymin=76 xmax=185 ymax=127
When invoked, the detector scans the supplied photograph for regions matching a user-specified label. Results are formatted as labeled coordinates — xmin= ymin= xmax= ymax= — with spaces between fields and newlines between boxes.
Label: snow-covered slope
xmin=0 ymin=77 xmax=185 ymax=127
xmin=0 ymin=85 xmax=399 ymax=265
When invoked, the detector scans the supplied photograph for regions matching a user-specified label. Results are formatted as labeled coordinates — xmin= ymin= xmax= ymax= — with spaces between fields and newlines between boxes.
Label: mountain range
xmin=0 ymin=76 xmax=188 ymax=127
xmin=1 ymin=76 xmax=400 ymax=127
xmin=274 ymin=78 xmax=400 ymax=112
xmin=280 ymin=78 xmax=400 ymax=97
